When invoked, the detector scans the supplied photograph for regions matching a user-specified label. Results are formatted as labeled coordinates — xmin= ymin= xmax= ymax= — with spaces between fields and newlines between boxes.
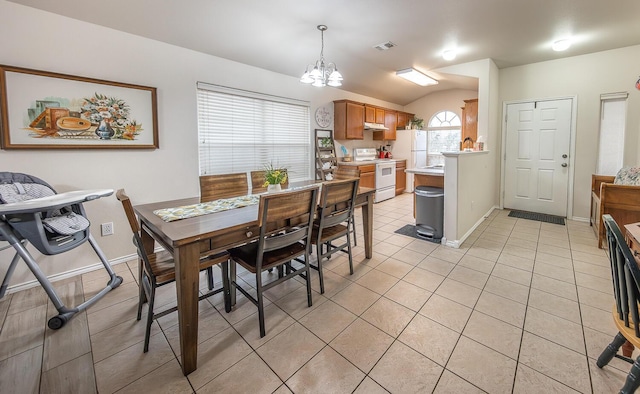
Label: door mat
xmin=508 ymin=210 xmax=565 ymax=225
xmin=394 ymin=224 xmax=441 ymax=243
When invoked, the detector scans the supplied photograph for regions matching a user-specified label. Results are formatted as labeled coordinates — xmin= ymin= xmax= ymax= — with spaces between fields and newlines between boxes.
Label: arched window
xmin=426 ymin=110 xmax=461 ymax=166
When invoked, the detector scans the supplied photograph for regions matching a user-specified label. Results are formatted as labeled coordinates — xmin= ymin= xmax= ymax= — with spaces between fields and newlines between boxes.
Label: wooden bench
xmin=591 ymin=171 xmax=640 ymax=248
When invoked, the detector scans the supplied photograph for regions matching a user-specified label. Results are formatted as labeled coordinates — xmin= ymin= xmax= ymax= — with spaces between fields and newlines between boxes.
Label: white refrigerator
xmin=393 ymin=129 xmax=427 ymax=192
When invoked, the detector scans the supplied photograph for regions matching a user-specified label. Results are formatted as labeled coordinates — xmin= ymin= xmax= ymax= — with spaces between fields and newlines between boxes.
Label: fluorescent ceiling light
xmin=442 ymin=50 xmax=457 ymax=61
xmin=552 ymin=39 xmax=571 ymax=51
xmin=396 ymin=68 xmax=438 ymax=86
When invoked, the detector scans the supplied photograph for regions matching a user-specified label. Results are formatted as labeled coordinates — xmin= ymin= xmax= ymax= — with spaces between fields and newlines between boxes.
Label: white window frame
xmin=197 ymin=83 xmax=311 ymax=181
xmin=426 ymin=110 xmax=461 ymax=166
xmin=596 ymin=92 xmax=628 ymax=175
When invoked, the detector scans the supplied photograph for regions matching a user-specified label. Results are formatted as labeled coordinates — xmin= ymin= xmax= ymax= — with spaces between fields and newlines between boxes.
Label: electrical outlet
xmin=101 ymin=222 xmax=114 ymax=236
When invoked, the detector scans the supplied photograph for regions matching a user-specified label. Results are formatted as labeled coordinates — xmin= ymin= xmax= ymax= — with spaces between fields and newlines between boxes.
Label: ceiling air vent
xmin=373 ymin=41 xmax=396 ymax=51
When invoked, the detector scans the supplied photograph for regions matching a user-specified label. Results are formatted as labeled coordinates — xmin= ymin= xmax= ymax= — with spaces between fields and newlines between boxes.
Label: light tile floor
xmin=0 ymin=193 xmax=632 ymax=393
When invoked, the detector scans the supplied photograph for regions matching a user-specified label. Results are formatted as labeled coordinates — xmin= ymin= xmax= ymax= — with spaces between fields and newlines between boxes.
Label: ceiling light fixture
xmin=395 ymin=68 xmax=438 ymax=86
xmin=300 ymin=25 xmax=343 ymax=87
xmin=552 ymin=39 xmax=571 ymax=51
xmin=442 ymin=49 xmax=457 ymax=61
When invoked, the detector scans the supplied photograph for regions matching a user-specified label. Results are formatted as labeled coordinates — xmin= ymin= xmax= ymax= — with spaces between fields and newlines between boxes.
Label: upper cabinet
xmin=396 ymin=111 xmax=414 ymax=130
xmin=364 ymin=105 xmax=387 ymax=124
xmin=461 ymin=98 xmax=478 ymax=146
xmin=373 ymin=110 xmax=397 ymax=141
xmin=334 ymin=100 xmax=364 ymax=140
xmin=335 ymin=99 xmax=407 ymax=140
xmin=364 ymin=106 xmax=375 ymax=123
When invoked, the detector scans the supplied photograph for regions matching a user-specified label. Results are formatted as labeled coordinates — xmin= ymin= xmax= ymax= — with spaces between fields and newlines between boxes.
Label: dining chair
xmin=596 ymin=214 xmax=640 ymax=394
xmin=199 ymin=173 xmax=249 ymax=202
xmin=116 ymin=189 xmax=231 ymax=352
xmin=333 ymin=167 xmax=362 ymax=246
xmin=250 ymin=169 xmax=289 ymax=194
xmin=310 ymin=178 xmax=359 ymax=294
xmin=228 ymin=185 xmax=319 ymax=337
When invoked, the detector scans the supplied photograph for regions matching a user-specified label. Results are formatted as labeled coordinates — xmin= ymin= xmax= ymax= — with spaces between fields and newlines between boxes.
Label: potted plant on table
xmin=263 ymin=163 xmax=288 ymax=192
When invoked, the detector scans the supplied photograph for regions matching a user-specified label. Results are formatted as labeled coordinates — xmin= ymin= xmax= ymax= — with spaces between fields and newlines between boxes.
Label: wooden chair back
xmin=200 ymin=173 xmax=248 ymax=202
xmin=257 ymin=186 xmax=319 ymax=254
xmin=333 ymin=167 xmax=361 ymax=180
xmin=251 ymin=170 xmax=289 ymax=194
xmin=116 ymin=189 xmax=140 ymax=234
xmin=603 ymin=214 xmax=640 ymax=341
xmin=317 ymin=178 xmax=359 ymax=229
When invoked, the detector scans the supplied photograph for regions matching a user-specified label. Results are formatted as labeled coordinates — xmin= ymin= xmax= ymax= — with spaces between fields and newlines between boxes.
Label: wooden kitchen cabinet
xmin=375 ymin=108 xmax=385 ymax=124
xmin=365 ymin=106 xmax=375 ymax=123
xmin=461 ymin=98 xmax=478 ymax=147
xmin=373 ymin=110 xmax=397 ymax=141
xmin=364 ymin=106 xmax=385 ymax=124
xmin=395 ymin=159 xmax=406 ymax=195
xmin=338 ymin=163 xmax=375 ymax=189
xmin=396 ymin=112 xmax=410 ymax=130
xmin=334 ymin=100 xmax=364 ymax=140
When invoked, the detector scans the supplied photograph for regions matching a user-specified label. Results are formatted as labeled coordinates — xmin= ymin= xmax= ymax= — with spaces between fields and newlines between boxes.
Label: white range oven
xmin=353 ymin=148 xmax=397 ymax=203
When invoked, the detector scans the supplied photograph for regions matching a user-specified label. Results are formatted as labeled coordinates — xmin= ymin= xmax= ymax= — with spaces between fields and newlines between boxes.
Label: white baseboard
xmin=570 ymin=216 xmax=590 ymax=223
xmin=443 ymin=205 xmax=498 ymax=249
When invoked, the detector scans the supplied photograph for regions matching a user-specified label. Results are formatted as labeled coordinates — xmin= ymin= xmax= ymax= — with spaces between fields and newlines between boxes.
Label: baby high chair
xmin=0 ymin=172 xmax=122 ymax=329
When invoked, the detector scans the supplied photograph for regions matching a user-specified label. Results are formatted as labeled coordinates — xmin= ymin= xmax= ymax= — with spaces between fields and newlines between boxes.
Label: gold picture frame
xmin=0 ymin=65 xmax=158 ymax=149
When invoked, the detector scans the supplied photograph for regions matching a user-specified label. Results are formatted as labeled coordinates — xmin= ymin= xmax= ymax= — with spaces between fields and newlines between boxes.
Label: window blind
xmin=597 ymin=92 xmax=628 ymax=175
xmin=197 ymin=83 xmax=311 ymax=181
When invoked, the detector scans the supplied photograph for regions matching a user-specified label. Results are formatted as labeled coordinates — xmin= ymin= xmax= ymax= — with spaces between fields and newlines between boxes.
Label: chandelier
xmin=300 ymin=25 xmax=343 ymax=87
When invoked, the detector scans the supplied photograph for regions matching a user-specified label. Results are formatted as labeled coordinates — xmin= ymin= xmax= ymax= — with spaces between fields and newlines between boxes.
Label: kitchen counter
xmin=405 ymin=167 xmax=445 ymax=176
xmin=338 ymin=158 xmax=405 ymax=166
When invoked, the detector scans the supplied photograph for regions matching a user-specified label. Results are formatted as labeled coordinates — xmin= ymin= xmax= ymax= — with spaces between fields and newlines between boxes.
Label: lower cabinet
xmin=357 ymin=164 xmax=376 ymax=189
xmin=395 ymin=160 xmax=406 ymax=195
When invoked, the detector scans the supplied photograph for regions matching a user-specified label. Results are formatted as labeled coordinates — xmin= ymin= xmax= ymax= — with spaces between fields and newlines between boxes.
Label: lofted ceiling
xmin=8 ymin=0 xmax=640 ymax=105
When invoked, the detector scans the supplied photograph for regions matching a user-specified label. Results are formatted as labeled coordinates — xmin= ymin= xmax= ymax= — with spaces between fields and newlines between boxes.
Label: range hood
xmin=364 ymin=122 xmax=389 ymax=131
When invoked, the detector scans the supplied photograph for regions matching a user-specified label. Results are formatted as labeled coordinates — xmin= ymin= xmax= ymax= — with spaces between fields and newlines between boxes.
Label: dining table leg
xmin=361 ymin=193 xmax=374 ymax=259
xmin=174 ymin=242 xmax=201 ymax=375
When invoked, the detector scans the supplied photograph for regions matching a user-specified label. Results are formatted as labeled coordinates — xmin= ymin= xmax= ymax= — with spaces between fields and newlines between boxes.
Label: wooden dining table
xmin=133 ymin=181 xmax=375 ymax=375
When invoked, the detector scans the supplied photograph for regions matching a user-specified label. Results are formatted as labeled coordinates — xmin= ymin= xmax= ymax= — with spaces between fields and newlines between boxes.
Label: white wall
xmin=0 ymin=1 xmax=402 ymax=289
xmin=499 ymin=45 xmax=640 ymax=220
xmin=402 ymin=89 xmax=479 ymax=129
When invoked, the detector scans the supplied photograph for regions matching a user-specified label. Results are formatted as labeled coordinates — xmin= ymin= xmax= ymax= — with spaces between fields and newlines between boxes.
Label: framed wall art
xmin=0 ymin=65 xmax=158 ymax=149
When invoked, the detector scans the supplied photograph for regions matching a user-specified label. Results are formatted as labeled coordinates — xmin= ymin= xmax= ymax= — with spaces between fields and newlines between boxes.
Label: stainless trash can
xmin=415 ymin=186 xmax=444 ymax=242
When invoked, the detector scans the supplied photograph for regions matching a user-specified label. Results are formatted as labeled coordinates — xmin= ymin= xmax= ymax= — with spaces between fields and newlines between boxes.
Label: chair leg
xmin=220 ymin=261 xmax=231 ymax=313
xmin=346 ymin=232 xmax=354 ymax=275
xmin=230 ymin=260 xmax=237 ymax=307
xmin=316 ymin=243 xmax=325 ymax=294
xmin=304 ymin=254 xmax=313 ymax=307
xmin=256 ymin=272 xmax=266 ymax=338
xmin=351 ymin=215 xmax=358 ymax=247
xmin=597 ymin=332 xmax=627 ymax=368
xmin=206 ymin=267 xmax=214 ymax=291
xmin=621 ymin=356 xmax=640 ymax=394
xmin=143 ymin=283 xmax=156 ymax=353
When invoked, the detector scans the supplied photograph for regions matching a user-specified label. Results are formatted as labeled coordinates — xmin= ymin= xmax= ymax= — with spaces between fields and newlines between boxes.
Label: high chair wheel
xmin=48 ymin=315 xmax=67 ymax=330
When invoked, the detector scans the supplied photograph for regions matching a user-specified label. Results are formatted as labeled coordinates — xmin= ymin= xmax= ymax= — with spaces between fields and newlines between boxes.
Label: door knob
xmin=561 ymin=163 xmax=568 ymax=167
xmin=562 ymin=154 xmax=568 ymax=158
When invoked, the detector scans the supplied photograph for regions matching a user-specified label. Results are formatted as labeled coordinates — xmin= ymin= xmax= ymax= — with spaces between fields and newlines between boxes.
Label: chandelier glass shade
xmin=300 ymin=25 xmax=343 ymax=87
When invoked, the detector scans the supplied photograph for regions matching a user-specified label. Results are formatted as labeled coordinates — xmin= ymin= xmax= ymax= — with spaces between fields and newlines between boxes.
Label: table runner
xmin=153 ymin=195 xmax=260 ymax=222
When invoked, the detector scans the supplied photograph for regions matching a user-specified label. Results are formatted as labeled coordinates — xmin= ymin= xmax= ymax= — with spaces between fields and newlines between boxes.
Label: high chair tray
xmin=0 ymin=189 xmax=113 ymax=214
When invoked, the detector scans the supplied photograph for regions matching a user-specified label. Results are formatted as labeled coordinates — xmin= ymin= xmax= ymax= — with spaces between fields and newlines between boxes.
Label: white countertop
xmin=338 ymin=158 xmax=406 ymax=166
xmin=405 ymin=167 xmax=445 ymax=176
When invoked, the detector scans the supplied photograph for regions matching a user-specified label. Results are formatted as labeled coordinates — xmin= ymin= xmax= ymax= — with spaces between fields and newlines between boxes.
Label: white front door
xmin=504 ymin=99 xmax=572 ymax=217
